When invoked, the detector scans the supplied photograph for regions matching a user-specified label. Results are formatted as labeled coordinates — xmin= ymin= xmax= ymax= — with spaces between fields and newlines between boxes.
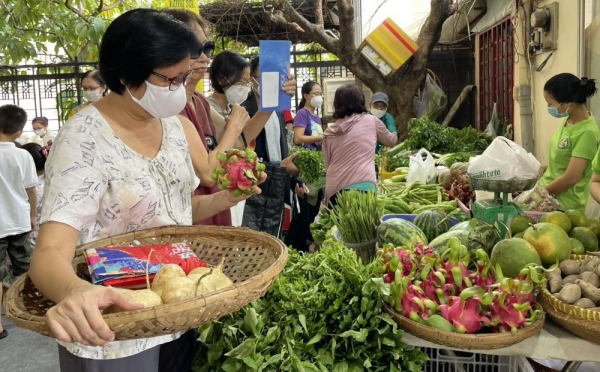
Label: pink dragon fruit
xmin=212 ymin=148 xmax=266 ymax=197
xmin=489 ymin=292 xmax=530 ymax=334
xmin=439 ymin=296 xmax=490 ymax=334
xmin=469 ymin=249 xmax=497 ymax=289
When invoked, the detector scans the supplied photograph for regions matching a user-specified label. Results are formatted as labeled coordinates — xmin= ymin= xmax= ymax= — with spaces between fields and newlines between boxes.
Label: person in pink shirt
xmin=323 ymin=85 xmax=398 ymax=207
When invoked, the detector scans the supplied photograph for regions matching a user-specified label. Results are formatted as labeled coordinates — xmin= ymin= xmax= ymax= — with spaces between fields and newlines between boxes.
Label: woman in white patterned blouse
xmin=28 ymin=9 xmax=262 ymax=372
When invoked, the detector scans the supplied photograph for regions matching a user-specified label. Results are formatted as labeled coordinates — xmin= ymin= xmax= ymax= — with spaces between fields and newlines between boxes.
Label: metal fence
xmin=0 ymin=52 xmax=353 ymax=134
xmin=0 ymin=62 xmax=99 ymax=134
xmin=0 ymin=47 xmax=474 ymax=133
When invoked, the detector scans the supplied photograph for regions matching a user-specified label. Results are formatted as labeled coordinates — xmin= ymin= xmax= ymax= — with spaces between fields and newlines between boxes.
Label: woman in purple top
xmin=294 ymin=81 xmax=324 ymax=150
xmin=323 ymin=85 xmax=397 ymax=207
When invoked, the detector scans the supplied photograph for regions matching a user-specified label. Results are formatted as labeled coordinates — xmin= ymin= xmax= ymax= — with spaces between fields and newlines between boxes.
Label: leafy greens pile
xmin=193 ymin=241 xmax=427 ymax=372
xmin=290 ymin=146 xmax=326 ymax=184
xmin=402 ymin=117 xmax=492 ymax=154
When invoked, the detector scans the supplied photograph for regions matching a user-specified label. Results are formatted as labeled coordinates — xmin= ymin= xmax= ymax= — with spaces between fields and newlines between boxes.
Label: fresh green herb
xmin=194 ymin=241 xmax=427 ymax=372
xmin=330 ymin=190 xmax=383 ymax=244
xmin=310 ymin=205 xmax=333 ymax=245
xmin=290 ymin=146 xmax=326 ymax=184
xmin=403 ymin=117 xmax=492 ymax=154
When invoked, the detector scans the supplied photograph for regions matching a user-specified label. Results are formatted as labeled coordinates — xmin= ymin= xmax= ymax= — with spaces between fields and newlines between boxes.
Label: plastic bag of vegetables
xmin=513 ymin=183 xmax=560 ymax=212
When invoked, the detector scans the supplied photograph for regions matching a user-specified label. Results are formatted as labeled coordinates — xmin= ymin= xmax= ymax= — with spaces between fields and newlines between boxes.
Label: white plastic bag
xmin=468 ymin=137 xmax=540 ymax=180
xmin=484 ymin=102 xmax=499 ymax=138
xmin=408 ymin=148 xmax=438 ymax=184
xmin=416 ymin=74 xmax=448 ymax=120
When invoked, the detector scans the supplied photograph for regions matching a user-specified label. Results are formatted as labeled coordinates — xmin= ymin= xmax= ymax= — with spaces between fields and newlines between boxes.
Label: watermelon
xmin=450 ymin=219 xmax=501 ymax=247
xmin=433 ymin=219 xmax=501 ymax=258
xmin=414 ymin=210 xmax=450 ymax=242
xmin=377 ymin=218 xmax=428 ymax=249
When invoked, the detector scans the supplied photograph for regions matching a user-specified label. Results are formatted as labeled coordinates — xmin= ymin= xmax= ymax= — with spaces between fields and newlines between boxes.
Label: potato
xmin=588 ymin=307 xmax=600 ymax=312
xmin=562 ymin=275 xmax=580 ymax=286
xmin=581 ymin=258 xmax=593 ymax=274
xmin=546 ymin=268 xmax=562 ymax=294
xmin=574 ymin=298 xmax=596 ymax=309
xmin=559 ymin=260 xmax=580 ymax=276
xmin=161 ymin=277 xmax=197 ymax=304
xmin=595 ymin=264 xmax=600 ymax=279
xmin=104 ymin=289 xmax=162 ymax=314
xmin=189 ymin=267 xmax=212 ymax=276
xmin=197 ymin=271 xmax=234 ymax=294
xmin=576 ymin=279 xmax=600 ymax=304
xmin=585 ymin=257 xmax=600 ymax=273
xmin=581 ymin=272 xmax=600 ymax=288
xmin=557 ymin=284 xmax=581 ymax=304
xmin=152 ymin=264 xmax=185 ymax=292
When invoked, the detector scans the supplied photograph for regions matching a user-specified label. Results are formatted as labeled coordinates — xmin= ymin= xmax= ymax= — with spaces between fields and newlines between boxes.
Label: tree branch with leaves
xmin=265 ymin=0 xmax=453 ymax=139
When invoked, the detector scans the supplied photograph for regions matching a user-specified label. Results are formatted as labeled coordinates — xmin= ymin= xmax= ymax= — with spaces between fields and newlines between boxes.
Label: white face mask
xmin=310 ymin=96 xmax=323 ymax=109
xmin=127 ymin=80 xmax=187 ymax=118
xmin=225 ymin=85 xmax=251 ymax=106
xmin=34 ymin=129 xmax=46 ymax=137
xmin=84 ymin=89 xmax=103 ymax=103
xmin=371 ymin=108 xmax=387 ymax=119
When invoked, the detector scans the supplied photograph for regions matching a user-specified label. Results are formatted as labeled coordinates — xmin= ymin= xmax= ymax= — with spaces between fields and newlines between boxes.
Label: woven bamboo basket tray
xmin=383 ymin=304 xmax=545 ymax=350
xmin=5 ymin=225 xmax=287 ymax=340
xmin=538 ymin=254 xmax=600 ymax=345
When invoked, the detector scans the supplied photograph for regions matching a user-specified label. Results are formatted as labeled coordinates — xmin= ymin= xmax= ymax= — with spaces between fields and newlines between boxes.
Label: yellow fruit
xmin=510 ymin=216 xmax=536 ymax=235
xmin=540 ymin=211 xmax=572 ymax=233
xmin=570 ymin=238 xmax=586 ymax=255
xmin=569 ymin=227 xmax=599 ymax=252
xmin=523 ymin=222 xmax=571 ymax=268
xmin=565 ymin=209 xmax=588 ymax=228
xmin=586 ymin=219 xmax=600 ymax=238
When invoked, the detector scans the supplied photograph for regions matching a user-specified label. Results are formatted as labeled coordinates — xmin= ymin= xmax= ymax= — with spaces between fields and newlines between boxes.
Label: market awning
xmin=470 ymin=0 xmax=512 ymax=33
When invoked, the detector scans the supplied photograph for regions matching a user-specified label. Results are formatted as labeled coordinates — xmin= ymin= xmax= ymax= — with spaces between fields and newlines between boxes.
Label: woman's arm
xmin=545 ymin=157 xmax=588 ymax=195
xmin=191 ymin=179 xmax=266 ymax=223
xmin=591 ymin=173 xmax=600 ymax=204
xmin=30 ymin=222 xmax=142 ymax=346
xmin=211 ymin=106 xmax=249 ymax=150
xmin=293 ymin=126 xmax=323 ymax=145
xmin=375 ymin=119 xmax=398 ymax=147
xmin=179 ymin=115 xmax=214 ymax=187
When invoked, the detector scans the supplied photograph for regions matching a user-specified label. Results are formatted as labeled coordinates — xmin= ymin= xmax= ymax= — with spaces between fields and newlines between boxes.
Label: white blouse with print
xmin=40 ymin=105 xmax=199 ymax=360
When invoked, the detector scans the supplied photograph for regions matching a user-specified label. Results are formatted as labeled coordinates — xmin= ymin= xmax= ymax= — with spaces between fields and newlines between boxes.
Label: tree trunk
xmin=266 ymin=0 xmax=453 ymax=141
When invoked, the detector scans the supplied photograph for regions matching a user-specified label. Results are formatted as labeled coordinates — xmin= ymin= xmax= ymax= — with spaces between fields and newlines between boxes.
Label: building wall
xmin=513 ymin=0 xmax=581 ymax=165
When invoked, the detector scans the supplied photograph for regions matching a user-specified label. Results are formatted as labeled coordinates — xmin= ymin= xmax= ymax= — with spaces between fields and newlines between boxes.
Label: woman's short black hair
xmin=544 ymin=73 xmax=597 ymax=104
xmin=32 ymin=116 xmax=48 ymax=127
xmin=209 ymin=51 xmax=250 ymax=94
xmin=0 ymin=104 xmax=27 ymax=135
xmin=21 ymin=143 xmax=46 ymax=171
xmin=298 ymin=81 xmax=320 ymax=110
xmin=81 ymin=70 xmax=106 ymax=87
xmin=250 ymin=56 xmax=260 ymax=75
xmin=99 ymin=9 xmax=200 ymax=95
xmin=333 ymin=85 xmax=367 ymax=119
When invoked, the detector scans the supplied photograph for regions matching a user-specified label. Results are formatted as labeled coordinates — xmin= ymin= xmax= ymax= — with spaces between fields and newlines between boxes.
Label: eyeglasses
xmin=151 ymin=69 xmax=194 ymax=91
xmin=309 ymin=92 xmax=323 ymax=97
xmin=225 ymin=76 xmax=255 ymax=89
xmin=198 ymin=41 xmax=215 ymax=58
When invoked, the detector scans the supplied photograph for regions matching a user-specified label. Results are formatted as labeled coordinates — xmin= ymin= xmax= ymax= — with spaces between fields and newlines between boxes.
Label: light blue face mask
xmin=548 ymin=103 xmax=570 ymax=118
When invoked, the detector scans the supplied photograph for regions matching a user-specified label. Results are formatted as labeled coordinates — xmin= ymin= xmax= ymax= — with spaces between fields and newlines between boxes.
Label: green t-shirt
xmin=539 ymin=114 xmax=600 ymax=211
xmin=369 ymin=112 xmax=396 ymax=152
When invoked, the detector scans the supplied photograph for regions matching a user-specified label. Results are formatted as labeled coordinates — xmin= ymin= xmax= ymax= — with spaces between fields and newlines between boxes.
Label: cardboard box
xmin=359 ymin=18 xmax=419 ymax=77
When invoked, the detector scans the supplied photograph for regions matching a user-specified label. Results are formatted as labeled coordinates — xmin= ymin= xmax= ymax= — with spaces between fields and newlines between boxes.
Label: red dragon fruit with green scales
xmin=212 ymin=148 xmax=266 ymax=197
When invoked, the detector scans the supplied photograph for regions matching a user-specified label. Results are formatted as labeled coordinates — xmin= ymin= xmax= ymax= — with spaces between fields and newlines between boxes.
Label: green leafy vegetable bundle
xmin=290 ymin=146 xmax=326 ymax=184
xmin=310 ymin=205 xmax=333 ymax=245
xmin=330 ymin=190 xmax=384 ymax=244
xmin=193 ymin=241 xmax=427 ymax=372
xmin=402 ymin=117 xmax=492 ymax=154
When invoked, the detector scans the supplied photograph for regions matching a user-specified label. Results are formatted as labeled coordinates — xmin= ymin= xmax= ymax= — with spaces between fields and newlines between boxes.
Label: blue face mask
xmin=548 ymin=103 xmax=569 ymax=118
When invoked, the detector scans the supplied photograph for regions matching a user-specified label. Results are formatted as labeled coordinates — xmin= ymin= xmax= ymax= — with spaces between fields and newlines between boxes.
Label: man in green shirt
xmin=539 ymin=73 xmax=600 ymax=212
xmin=369 ymin=92 xmax=396 ymax=152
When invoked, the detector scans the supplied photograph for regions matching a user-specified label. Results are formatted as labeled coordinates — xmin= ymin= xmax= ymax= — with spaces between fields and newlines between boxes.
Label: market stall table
xmin=401 ymin=319 xmax=600 ymax=371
